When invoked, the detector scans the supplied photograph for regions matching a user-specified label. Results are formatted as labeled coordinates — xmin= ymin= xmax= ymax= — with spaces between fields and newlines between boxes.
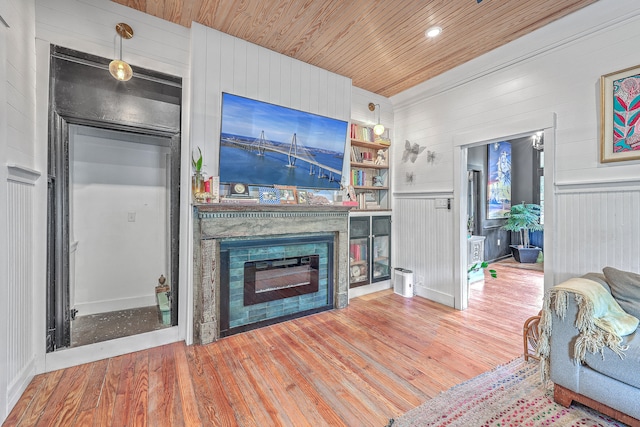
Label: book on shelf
xmin=350 ymin=123 xmax=374 ymax=142
xmin=349 ymin=243 xmax=367 ymax=261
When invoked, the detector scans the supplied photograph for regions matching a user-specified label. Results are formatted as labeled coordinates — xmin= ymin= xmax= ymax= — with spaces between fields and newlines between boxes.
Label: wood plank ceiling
xmin=113 ymin=0 xmax=598 ymax=97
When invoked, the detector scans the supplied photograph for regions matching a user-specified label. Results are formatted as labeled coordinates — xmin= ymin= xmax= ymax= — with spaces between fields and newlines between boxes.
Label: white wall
xmin=34 ymin=0 xmax=190 ymax=371
xmin=0 ymin=0 xmax=38 ymax=421
xmin=390 ymin=0 xmax=640 ymax=306
xmin=70 ymin=126 xmax=170 ymax=315
xmin=190 ymin=22 xmax=352 ymax=179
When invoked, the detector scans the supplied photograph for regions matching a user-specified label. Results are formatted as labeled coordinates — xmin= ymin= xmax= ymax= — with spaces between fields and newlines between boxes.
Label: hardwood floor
xmin=4 ymin=264 xmax=543 ymax=426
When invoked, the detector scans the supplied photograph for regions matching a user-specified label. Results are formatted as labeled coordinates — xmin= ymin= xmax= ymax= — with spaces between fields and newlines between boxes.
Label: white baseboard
xmin=74 ymin=294 xmax=157 ymax=316
xmin=348 ymin=280 xmax=391 ymax=300
xmin=44 ymin=327 xmax=181 ymax=372
xmin=415 ymin=284 xmax=455 ymax=307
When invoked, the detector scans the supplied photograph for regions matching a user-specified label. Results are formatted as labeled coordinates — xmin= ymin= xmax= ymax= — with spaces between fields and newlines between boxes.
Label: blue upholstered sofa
xmin=549 ymin=270 xmax=640 ymax=425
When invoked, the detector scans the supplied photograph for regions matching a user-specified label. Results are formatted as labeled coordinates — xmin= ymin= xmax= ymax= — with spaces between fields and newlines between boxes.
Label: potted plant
xmin=501 ymin=202 xmax=543 ymax=263
xmin=192 ymin=147 xmax=204 ymax=196
xmin=468 ymin=261 xmax=497 ymax=279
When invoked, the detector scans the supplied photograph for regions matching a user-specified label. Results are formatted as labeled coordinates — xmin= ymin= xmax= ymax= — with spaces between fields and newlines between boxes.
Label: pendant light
xmin=109 ymin=23 xmax=134 ymax=82
xmin=368 ymin=103 xmax=385 ymax=136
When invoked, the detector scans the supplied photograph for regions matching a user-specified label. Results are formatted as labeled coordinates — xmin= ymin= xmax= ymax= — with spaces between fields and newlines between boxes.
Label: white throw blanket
xmin=538 ymin=277 xmax=639 ymax=383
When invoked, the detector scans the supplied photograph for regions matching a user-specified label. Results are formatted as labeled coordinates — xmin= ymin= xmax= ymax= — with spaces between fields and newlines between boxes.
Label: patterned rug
xmin=494 ymin=257 xmax=544 ymax=272
xmin=389 ymin=357 xmax=627 ymax=426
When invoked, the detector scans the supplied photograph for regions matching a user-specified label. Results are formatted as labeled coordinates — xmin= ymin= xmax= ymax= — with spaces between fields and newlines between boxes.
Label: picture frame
xmin=486 ymin=141 xmax=511 ymax=219
xmin=600 ymin=65 xmax=640 ymax=163
xmin=258 ymin=187 xmax=280 ymax=204
xmin=307 ymin=189 xmax=334 ymax=205
xmin=274 ymin=185 xmax=297 ymax=204
xmin=229 ymin=182 xmax=250 ymax=197
xmin=297 ymin=190 xmax=309 ymax=205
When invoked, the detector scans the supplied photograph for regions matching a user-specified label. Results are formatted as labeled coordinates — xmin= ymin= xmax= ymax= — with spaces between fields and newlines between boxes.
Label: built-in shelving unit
xmin=349 ymin=214 xmax=391 ymax=289
xmin=349 ymin=136 xmax=391 ymax=211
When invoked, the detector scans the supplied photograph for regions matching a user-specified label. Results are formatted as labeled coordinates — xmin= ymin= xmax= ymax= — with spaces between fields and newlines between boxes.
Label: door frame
xmin=452 ymin=112 xmax=556 ymax=310
xmin=46 ymin=46 xmax=182 ymax=351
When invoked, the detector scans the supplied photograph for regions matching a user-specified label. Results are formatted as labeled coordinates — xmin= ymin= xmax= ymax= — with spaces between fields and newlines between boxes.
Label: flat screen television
xmin=219 ymin=93 xmax=348 ymax=190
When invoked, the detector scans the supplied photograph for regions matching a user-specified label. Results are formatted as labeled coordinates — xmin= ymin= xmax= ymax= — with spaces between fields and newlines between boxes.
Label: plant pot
xmin=510 ymin=245 xmax=541 ymax=263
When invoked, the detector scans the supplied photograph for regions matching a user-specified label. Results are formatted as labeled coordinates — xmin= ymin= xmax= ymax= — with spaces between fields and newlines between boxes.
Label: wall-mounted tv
xmin=219 ymin=93 xmax=348 ymax=190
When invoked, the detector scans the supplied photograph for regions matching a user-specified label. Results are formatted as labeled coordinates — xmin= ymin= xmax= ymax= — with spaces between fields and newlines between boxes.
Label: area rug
xmin=389 ymin=357 xmax=627 ymax=426
xmin=495 ymin=257 xmax=544 ymax=272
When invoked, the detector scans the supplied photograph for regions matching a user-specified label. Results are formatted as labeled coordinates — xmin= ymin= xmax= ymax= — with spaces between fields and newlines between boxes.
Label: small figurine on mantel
xmin=374 ymin=149 xmax=387 ymax=165
xmin=156 ymin=274 xmax=170 ymax=293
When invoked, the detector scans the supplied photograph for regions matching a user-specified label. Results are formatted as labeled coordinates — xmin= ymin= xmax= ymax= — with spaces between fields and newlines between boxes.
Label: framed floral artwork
xmin=601 ymin=65 xmax=640 ymax=162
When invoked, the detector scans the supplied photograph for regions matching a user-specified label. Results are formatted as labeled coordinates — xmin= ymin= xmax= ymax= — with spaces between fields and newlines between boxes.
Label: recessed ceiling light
xmin=425 ymin=26 xmax=442 ymax=38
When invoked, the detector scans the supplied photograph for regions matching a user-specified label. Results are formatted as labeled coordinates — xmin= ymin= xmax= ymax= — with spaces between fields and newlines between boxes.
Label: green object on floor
xmin=536 ymin=250 xmax=544 ymax=263
xmin=157 ymin=291 xmax=171 ymax=325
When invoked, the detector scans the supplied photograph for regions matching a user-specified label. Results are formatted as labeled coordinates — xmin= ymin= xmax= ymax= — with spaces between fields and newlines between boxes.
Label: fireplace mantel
xmin=192 ymin=204 xmax=351 ymax=344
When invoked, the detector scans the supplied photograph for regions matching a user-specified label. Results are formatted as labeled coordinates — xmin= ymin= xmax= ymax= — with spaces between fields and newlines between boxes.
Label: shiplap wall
xmin=391 ymin=0 xmax=640 ymax=305
xmin=6 ymin=177 xmax=38 ymax=415
xmin=555 ymin=186 xmax=640 ymax=281
xmin=190 ymin=22 xmax=352 ymax=178
xmin=394 ymin=198 xmax=454 ymax=305
xmin=1 ymin=0 xmax=37 ymax=420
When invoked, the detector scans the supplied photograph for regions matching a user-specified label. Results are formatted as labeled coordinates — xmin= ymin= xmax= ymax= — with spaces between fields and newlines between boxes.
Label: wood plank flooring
xmin=4 ymin=264 xmax=543 ymax=426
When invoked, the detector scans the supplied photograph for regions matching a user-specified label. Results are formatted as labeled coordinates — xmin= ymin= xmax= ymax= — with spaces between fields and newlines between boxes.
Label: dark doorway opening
xmin=46 ymin=46 xmax=182 ymax=351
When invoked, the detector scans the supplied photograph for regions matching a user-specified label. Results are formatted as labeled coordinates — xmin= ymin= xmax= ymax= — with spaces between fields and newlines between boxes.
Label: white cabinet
xmin=467 ymin=235 xmax=486 ymax=283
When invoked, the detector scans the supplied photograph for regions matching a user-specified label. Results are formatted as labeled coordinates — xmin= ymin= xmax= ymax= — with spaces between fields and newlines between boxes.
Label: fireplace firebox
xmin=244 ymin=255 xmax=320 ymax=305
xmin=220 ymin=235 xmax=333 ymax=336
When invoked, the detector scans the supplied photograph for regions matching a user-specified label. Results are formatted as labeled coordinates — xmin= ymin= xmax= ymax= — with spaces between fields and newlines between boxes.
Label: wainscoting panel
xmin=554 ymin=187 xmax=640 ymax=283
xmin=6 ymin=179 xmax=36 ymax=409
xmin=393 ymin=196 xmax=455 ymax=306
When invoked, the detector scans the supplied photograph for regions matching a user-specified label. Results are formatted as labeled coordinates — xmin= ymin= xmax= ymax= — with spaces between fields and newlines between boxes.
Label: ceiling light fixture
xmin=109 ymin=23 xmax=134 ymax=82
xmin=368 ymin=103 xmax=385 ymax=136
xmin=425 ymin=26 xmax=442 ymax=38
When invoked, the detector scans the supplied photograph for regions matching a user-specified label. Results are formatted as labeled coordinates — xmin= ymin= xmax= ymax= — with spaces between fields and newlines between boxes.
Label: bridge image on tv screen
xmin=219 ymin=93 xmax=348 ymax=190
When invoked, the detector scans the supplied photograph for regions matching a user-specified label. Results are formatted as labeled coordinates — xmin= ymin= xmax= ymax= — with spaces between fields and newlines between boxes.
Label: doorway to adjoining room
xmin=466 ymin=133 xmax=544 ymax=305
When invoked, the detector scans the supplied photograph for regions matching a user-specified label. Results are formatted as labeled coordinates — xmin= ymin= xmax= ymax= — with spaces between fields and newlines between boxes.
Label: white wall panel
xmin=391 ymin=0 xmax=640 ymax=304
xmin=6 ymin=179 xmax=36 ymax=413
xmin=1 ymin=0 xmax=37 ymax=422
xmin=191 ymin=22 xmax=352 ymax=178
xmin=35 ymin=0 xmax=189 ymax=78
xmin=555 ymin=188 xmax=640 ymax=283
xmin=393 ymin=196 xmax=455 ymax=305
xmin=70 ymin=127 xmax=170 ymax=315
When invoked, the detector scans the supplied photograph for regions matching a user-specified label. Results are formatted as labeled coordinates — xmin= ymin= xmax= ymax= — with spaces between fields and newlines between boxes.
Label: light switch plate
xmin=435 ymin=198 xmax=448 ymax=209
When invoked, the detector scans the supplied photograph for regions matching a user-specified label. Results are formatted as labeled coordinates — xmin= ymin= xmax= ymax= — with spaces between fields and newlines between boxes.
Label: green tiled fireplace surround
xmin=192 ymin=205 xmax=351 ymax=345
xmin=220 ymin=235 xmax=333 ymax=336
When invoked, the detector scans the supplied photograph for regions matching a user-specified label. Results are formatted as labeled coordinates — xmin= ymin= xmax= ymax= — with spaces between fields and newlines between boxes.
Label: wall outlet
xmin=127 ymin=212 xmax=136 ymax=222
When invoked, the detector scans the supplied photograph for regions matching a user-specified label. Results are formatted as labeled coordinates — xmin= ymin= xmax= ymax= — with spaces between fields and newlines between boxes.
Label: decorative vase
xmin=192 ymin=171 xmax=204 ymax=198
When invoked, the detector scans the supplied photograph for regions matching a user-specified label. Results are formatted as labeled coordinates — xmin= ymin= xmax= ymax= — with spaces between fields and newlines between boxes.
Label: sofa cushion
xmin=581 ymin=272 xmax=611 ymax=294
xmin=602 ymin=267 xmax=640 ymax=319
xmin=603 ymin=267 xmax=640 ymax=319
xmin=584 ymin=329 xmax=640 ymax=389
